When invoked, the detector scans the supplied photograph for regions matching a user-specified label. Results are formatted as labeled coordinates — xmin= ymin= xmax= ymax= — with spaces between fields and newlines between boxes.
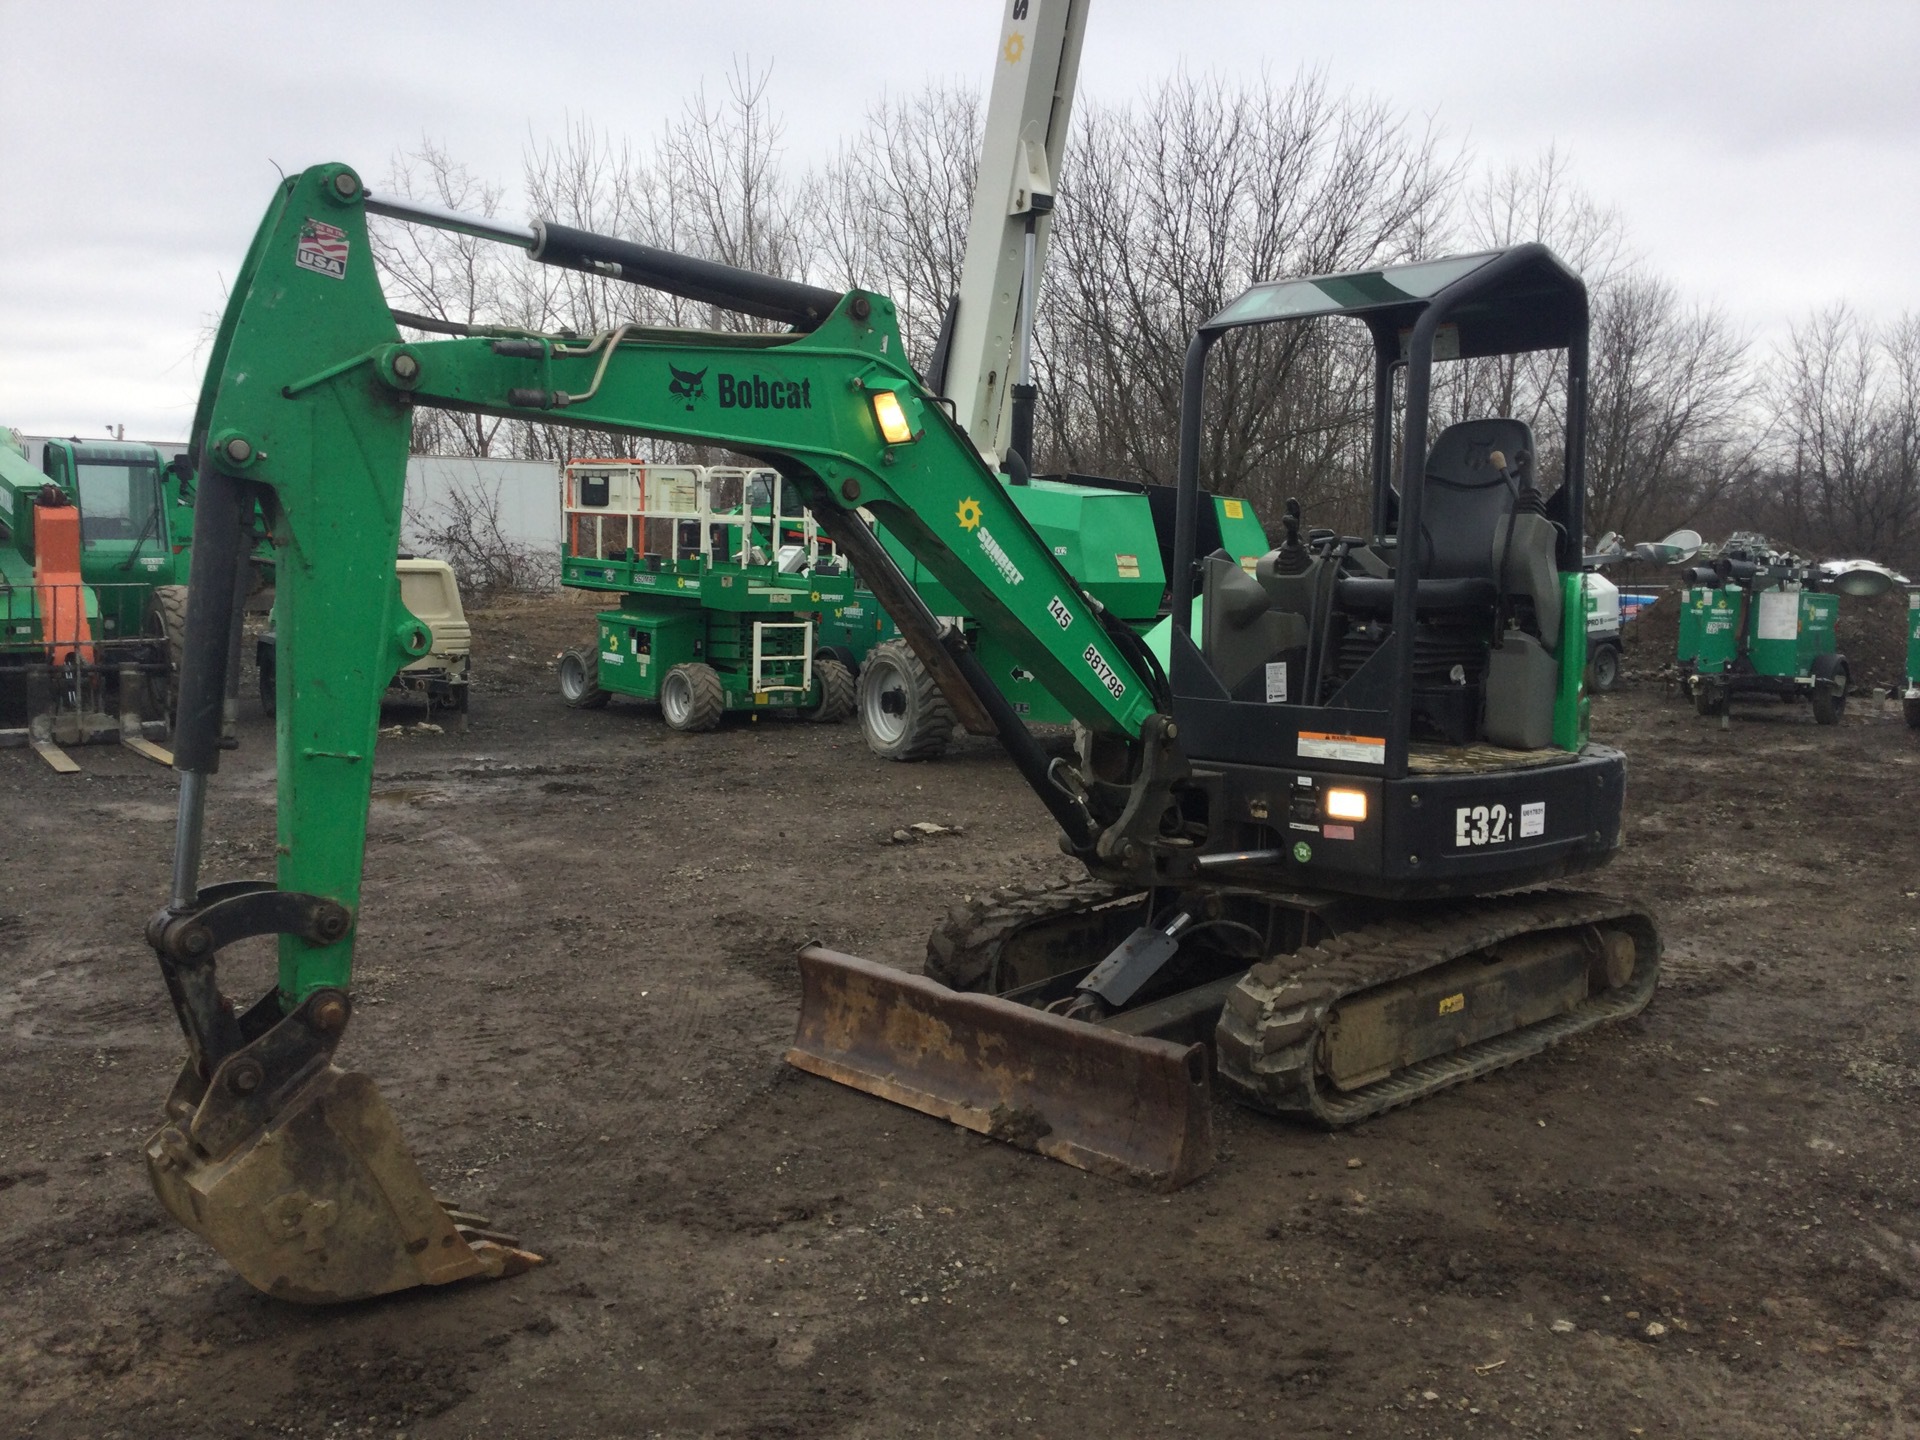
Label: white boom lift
xmin=936 ymin=0 xmax=1089 ymax=470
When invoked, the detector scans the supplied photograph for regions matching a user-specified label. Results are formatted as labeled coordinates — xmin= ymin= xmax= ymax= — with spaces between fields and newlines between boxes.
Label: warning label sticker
xmin=1264 ymin=661 xmax=1288 ymax=704
xmin=1298 ymin=731 xmax=1385 ymax=765
xmin=296 ymin=218 xmax=350 ymax=280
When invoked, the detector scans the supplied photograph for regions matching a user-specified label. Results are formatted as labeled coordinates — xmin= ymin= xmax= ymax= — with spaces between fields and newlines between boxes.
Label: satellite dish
xmin=1629 ymin=529 xmax=1703 ymax=566
xmin=1816 ymin=559 xmax=1898 ymax=598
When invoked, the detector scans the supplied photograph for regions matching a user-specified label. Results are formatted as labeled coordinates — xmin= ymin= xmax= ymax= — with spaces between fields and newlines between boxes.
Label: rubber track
xmin=1215 ymin=888 xmax=1660 ymax=1127
xmin=924 ymin=876 xmax=1135 ymax=992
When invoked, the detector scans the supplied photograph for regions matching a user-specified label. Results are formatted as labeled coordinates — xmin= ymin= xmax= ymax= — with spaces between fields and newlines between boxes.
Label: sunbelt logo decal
xmin=956 ymin=495 xmax=1022 ymax=586
xmin=977 ymin=526 xmax=1023 ymax=586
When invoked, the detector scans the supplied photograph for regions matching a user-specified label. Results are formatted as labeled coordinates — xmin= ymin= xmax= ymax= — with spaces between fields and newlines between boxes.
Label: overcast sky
xmin=4 ymin=0 xmax=1917 ymax=442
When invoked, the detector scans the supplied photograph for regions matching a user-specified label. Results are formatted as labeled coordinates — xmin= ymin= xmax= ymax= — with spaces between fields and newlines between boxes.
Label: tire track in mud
xmin=0 ymin=932 xmax=173 ymax=1050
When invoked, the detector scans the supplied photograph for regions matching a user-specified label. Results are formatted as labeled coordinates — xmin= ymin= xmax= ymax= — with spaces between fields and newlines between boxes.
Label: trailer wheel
xmin=1811 ymin=663 xmax=1849 ymax=726
xmin=558 ymin=646 xmax=609 ymax=709
xmin=1906 ymin=695 xmax=1920 ymax=730
xmin=143 ymin=584 xmax=190 ymax=727
xmin=660 ymin=662 xmax=723 ymax=732
xmin=857 ymin=638 xmax=955 ymax=761
xmin=1588 ymin=642 xmax=1620 ymax=694
xmin=805 ymin=656 xmax=856 ymax=723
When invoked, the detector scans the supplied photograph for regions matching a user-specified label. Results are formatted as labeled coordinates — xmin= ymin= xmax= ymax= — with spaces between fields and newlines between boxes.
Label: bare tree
xmin=369 ymin=143 xmax=517 ymax=456
xmin=374 ymin=61 xmax=818 ymax=467
xmin=1764 ymin=306 xmax=1920 ymax=567
xmin=367 ymin=65 xmax=1789 ymax=571
xmin=808 ymin=82 xmax=981 ymax=370
xmin=1035 ymin=69 xmax=1460 ymax=530
xmin=1430 ymin=147 xmax=1632 ymax=462
xmin=403 ymin=475 xmax=556 ymax=596
xmin=1584 ymin=270 xmax=1757 ymax=541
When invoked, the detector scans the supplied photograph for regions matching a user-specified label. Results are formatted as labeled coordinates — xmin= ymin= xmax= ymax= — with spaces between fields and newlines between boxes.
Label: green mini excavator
xmin=147 ymin=162 xmax=1657 ymax=1303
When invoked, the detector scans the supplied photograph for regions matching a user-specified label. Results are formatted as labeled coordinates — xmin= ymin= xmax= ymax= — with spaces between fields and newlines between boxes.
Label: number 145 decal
xmin=1454 ymin=801 xmax=1546 ymax=846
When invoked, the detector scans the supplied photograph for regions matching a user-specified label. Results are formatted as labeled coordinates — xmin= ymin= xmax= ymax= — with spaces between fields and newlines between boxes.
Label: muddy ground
xmin=5 ymin=593 xmax=1920 ymax=1439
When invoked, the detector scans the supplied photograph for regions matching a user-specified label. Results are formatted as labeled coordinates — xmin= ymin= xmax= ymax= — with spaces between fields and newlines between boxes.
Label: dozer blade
xmin=787 ymin=946 xmax=1213 ymax=1190
xmin=146 ymin=1061 xmax=541 ymax=1304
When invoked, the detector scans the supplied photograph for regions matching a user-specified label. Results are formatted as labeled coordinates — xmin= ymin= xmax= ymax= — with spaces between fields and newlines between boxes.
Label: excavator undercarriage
xmin=791 ymin=877 xmax=1656 ymax=1189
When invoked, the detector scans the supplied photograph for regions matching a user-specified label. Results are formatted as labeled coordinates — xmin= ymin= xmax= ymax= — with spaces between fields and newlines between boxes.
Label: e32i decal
xmin=1454 ymin=801 xmax=1546 ymax=847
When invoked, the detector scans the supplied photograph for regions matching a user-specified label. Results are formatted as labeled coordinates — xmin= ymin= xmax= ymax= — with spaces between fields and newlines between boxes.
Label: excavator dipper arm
xmin=149 ymin=163 xmax=1194 ymax=1300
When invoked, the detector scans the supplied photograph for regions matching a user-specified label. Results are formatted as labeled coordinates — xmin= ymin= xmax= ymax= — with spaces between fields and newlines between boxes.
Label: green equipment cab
xmin=0 ymin=431 xmax=188 ymax=769
xmin=1678 ymin=535 xmax=1893 ymax=724
xmin=554 ymin=460 xmax=857 ymax=730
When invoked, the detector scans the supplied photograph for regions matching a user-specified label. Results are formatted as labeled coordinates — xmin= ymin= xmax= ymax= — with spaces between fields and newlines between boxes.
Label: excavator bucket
xmin=145 ymin=1061 xmax=540 ymax=1304
xmin=787 ymin=946 xmax=1213 ymax=1190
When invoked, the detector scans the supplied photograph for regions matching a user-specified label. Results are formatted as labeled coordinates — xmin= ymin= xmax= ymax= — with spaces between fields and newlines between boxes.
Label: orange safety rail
xmin=33 ymin=499 xmax=93 ymax=664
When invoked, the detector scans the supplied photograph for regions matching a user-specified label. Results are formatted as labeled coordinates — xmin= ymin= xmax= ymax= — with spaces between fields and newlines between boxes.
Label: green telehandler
xmin=1 ymin=429 xmax=184 ymax=769
xmin=146 ymin=163 xmax=1657 ymax=1304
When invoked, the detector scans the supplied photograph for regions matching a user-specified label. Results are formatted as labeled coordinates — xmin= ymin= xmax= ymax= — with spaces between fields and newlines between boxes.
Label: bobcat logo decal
xmin=668 ymin=364 xmax=708 ymax=410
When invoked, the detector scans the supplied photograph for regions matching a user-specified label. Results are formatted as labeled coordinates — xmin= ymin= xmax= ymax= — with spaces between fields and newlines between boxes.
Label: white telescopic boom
xmin=944 ymin=0 xmax=1089 ymax=466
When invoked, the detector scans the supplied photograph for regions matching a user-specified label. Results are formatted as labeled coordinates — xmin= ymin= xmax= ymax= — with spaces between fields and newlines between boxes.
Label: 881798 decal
xmin=1454 ymin=800 xmax=1545 ymax=847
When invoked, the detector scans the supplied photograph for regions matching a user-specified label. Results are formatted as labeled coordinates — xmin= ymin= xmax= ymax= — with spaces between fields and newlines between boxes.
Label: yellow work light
xmin=871 ymin=390 xmax=914 ymax=445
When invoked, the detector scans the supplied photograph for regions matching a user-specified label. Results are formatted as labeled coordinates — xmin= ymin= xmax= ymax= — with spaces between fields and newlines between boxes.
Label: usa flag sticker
xmin=295 ymin=218 xmax=349 ymax=279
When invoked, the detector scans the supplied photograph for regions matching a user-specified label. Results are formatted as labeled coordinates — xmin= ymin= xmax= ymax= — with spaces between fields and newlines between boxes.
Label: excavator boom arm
xmin=173 ymin=161 xmax=1166 ymax=1014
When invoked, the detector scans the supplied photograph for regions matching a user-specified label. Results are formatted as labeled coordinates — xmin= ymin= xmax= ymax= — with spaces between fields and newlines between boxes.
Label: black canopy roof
xmin=1203 ymin=244 xmax=1586 ymax=360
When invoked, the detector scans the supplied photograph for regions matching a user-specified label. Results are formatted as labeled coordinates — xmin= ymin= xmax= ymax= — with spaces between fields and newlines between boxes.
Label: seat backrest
xmin=1417 ymin=418 xmax=1535 ymax=580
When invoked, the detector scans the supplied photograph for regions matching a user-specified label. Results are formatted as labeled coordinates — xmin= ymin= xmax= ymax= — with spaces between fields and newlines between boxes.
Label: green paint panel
xmin=814 ymin=590 xmax=894 ymax=664
xmin=1908 ymin=590 xmax=1920 ymax=685
xmin=595 ymin=609 xmax=699 ymax=701
xmin=1682 ymin=589 xmax=1741 ymax=670
xmin=1006 ymin=481 xmax=1166 ymax=619
xmin=1685 ymin=586 xmax=1837 ymax=679
xmin=1552 ymin=570 xmax=1589 ymax=752
xmin=1212 ymin=495 xmax=1269 ymax=565
xmin=975 ymin=630 xmax=1075 ymax=725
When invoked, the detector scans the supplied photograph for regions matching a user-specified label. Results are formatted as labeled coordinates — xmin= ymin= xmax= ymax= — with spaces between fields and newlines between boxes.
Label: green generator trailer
xmin=555 ymin=461 xmax=858 ymax=730
xmin=1903 ymin=588 xmax=1920 ymax=729
xmin=1678 ymin=536 xmax=1894 ymax=723
xmin=855 ymin=476 xmax=1270 ymax=759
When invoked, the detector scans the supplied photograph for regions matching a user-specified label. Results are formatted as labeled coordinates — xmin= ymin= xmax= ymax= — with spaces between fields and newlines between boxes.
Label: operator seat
xmin=1337 ymin=419 xmax=1568 ymax=748
xmin=1337 ymin=417 xmax=1537 ymax=620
